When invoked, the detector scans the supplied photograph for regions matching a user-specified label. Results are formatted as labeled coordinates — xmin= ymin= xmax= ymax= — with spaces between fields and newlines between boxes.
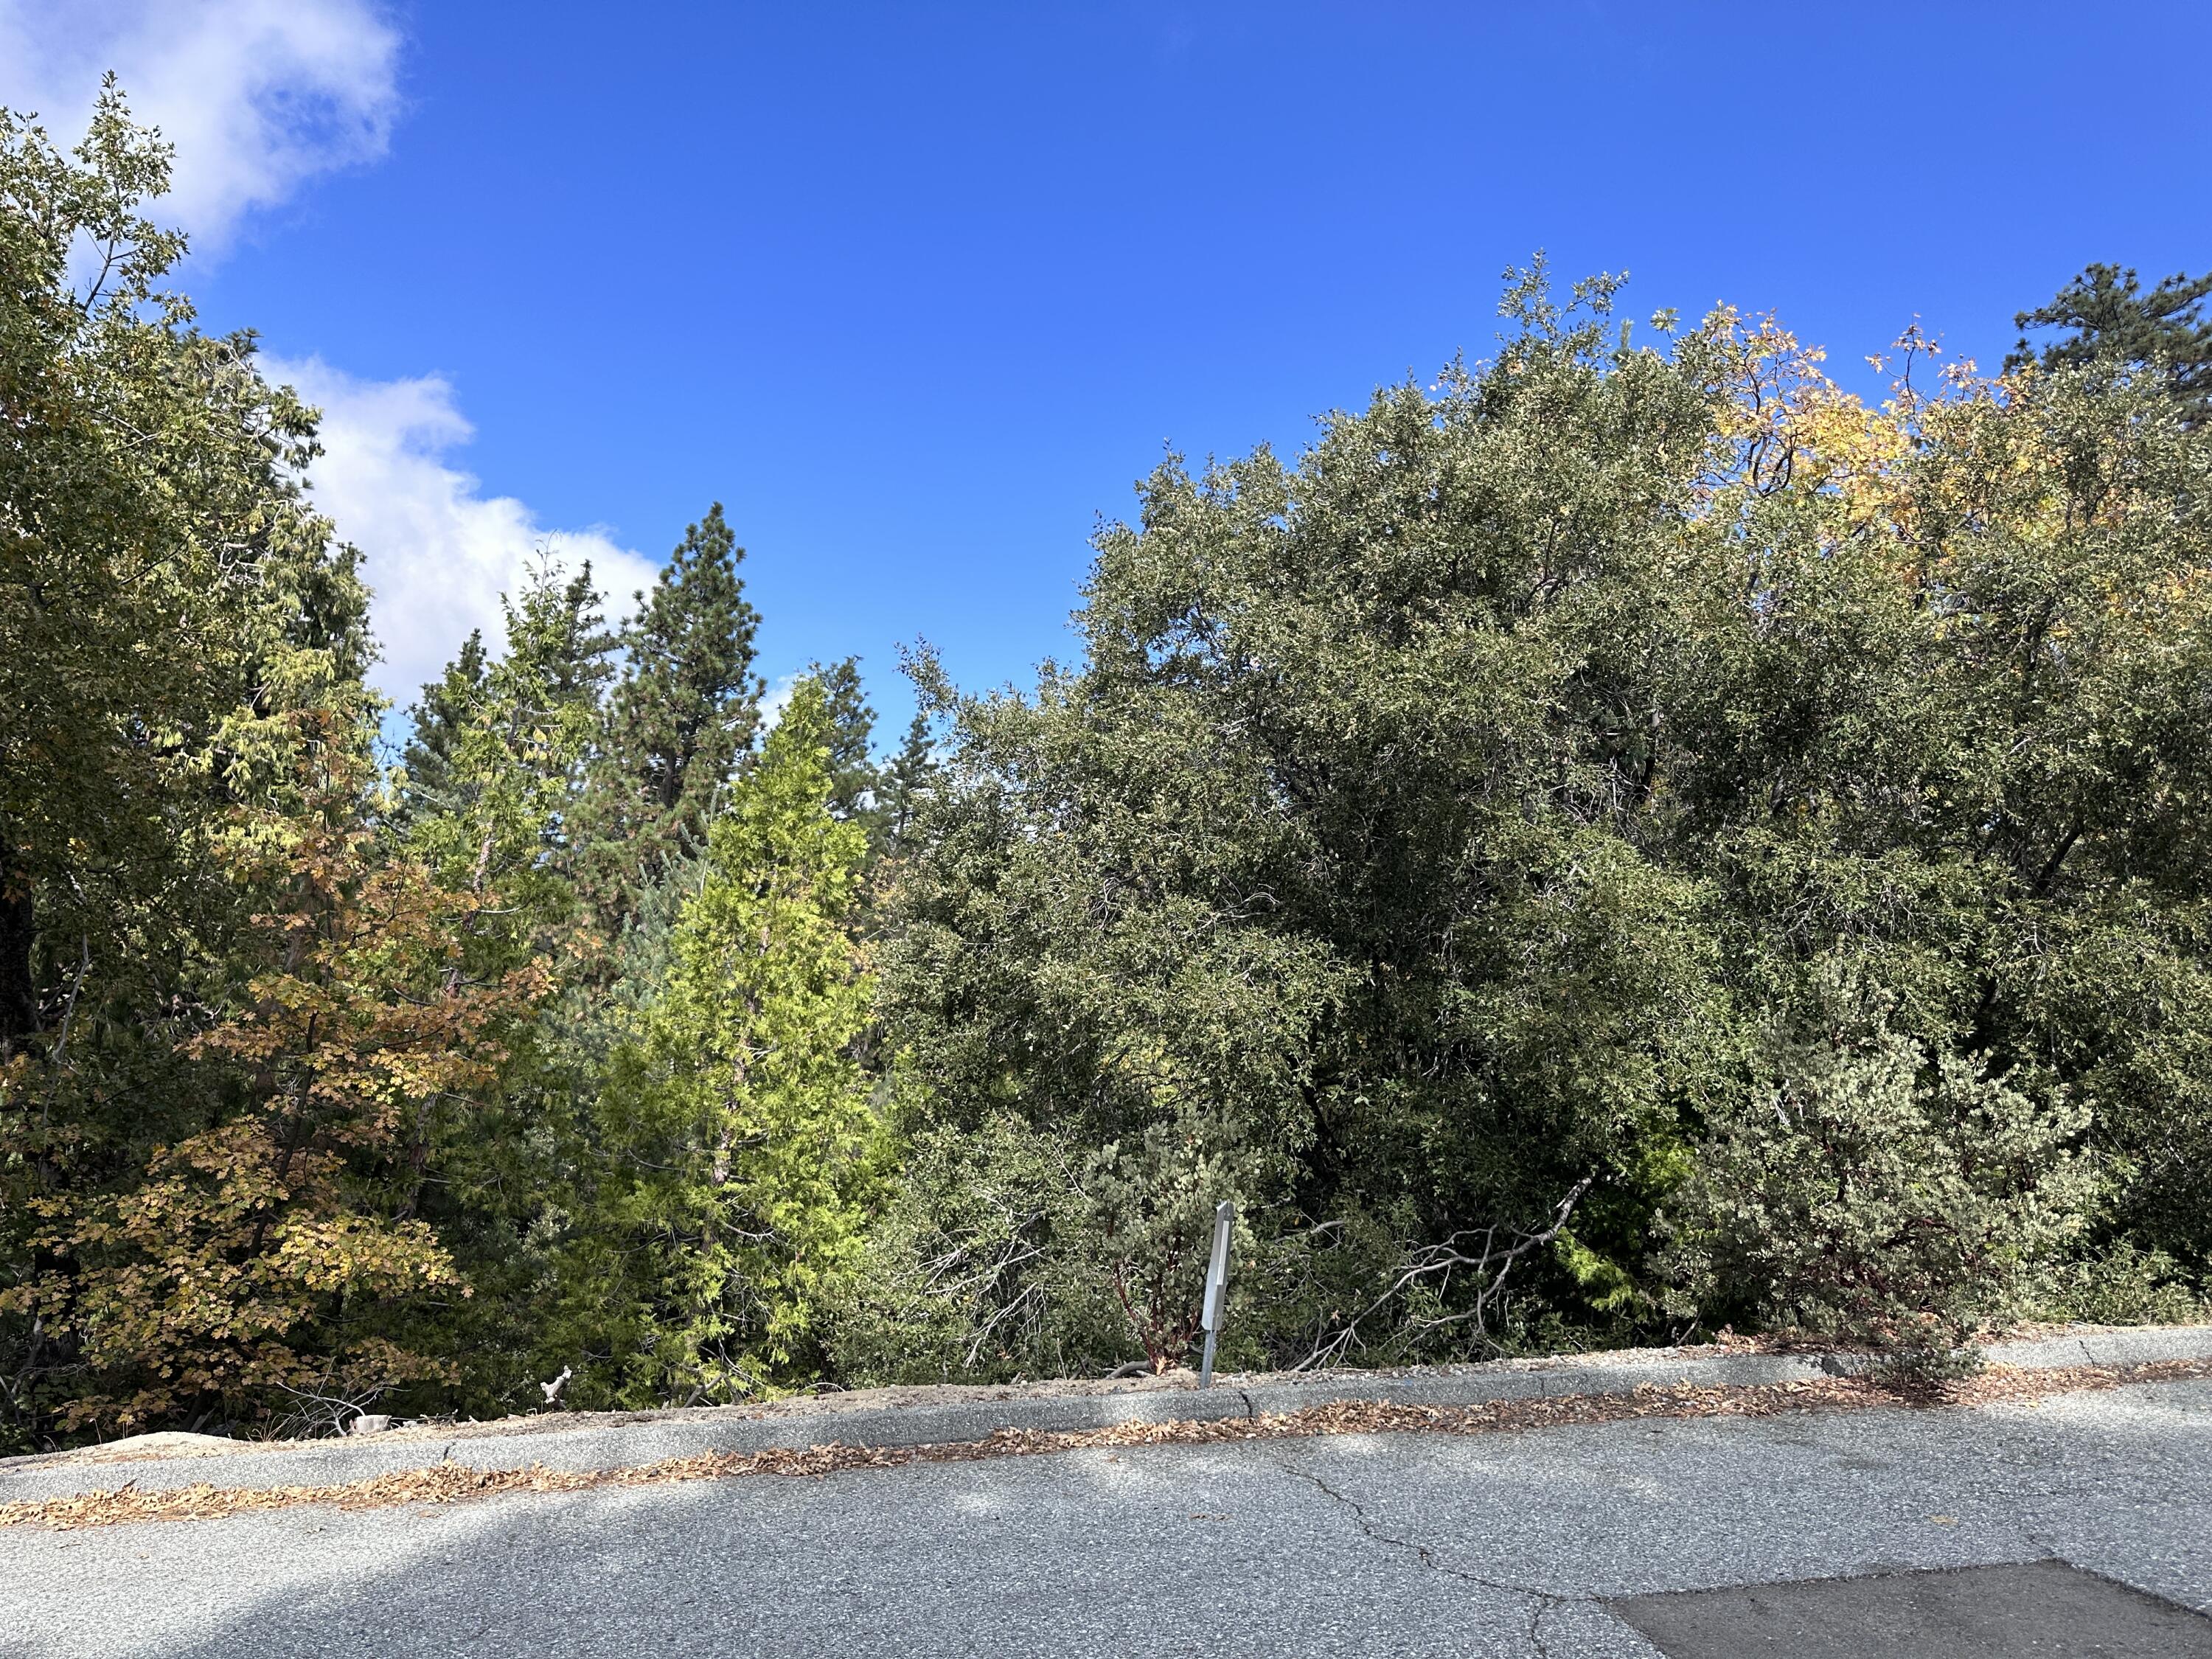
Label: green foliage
xmin=577 ymin=504 xmax=762 ymax=931
xmin=875 ymin=709 xmax=942 ymax=858
xmin=399 ymin=630 xmax=489 ymax=813
xmin=2035 ymin=1242 xmax=2208 ymax=1329
xmin=12 ymin=723 xmax=551 ymax=1434
xmin=0 ymin=80 xmax=370 ymax=1048
xmin=812 ymin=657 xmax=881 ymax=828
xmin=2008 ymin=262 xmax=2212 ymax=425
xmin=380 ymin=561 xmax=620 ymax=1413
xmin=1660 ymin=981 xmax=2097 ymax=1353
xmin=0 ymin=85 xmax=400 ymax=1447
xmin=404 ymin=560 xmax=613 ymax=927
xmin=876 ymin=271 xmax=1741 ymax=1376
xmin=804 ymin=655 xmax=939 ymax=874
xmin=555 ymin=681 xmax=880 ymax=1405
xmin=871 ymin=265 xmax=2212 ymax=1377
xmin=834 ymin=1114 xmax=1135 ymax=1384
xmin=5 ymin=77 xmax=2208 ymax=1444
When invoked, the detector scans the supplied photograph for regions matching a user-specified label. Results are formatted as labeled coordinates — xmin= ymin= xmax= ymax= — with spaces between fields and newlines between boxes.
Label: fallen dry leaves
xmin=6 ymin=1357 xmax=2207 ymax=1533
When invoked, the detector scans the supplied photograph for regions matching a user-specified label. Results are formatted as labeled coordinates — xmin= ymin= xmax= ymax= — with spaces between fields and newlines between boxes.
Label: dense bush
xmin=868 ymin=270 xmax=2212 ymax=1374
xmin=1660 ymin=981 xmax=2097 ymax=1353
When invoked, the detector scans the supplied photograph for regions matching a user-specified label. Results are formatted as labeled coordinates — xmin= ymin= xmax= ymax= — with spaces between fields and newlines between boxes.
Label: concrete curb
xmin=6 ymin=1324 xmax=2209 ymax=1508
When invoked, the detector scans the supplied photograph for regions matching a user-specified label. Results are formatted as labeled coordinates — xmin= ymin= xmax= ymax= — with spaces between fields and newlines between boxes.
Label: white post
xmin=1199 ymin=1200 xmax=1234 ymax=1389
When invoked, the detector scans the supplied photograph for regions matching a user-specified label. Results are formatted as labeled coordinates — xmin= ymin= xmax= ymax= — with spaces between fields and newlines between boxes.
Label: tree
xmin=875 ymin=709 xmax=941 ymax=858
xmin=557 ymin=680 xmax=879 ymax=1405
xmin=577 ymin=504 xmax=762 ymax=928
xmin=812 ymin=656 xmax=882 ymax=830
xmin=6 ymin=79 xmax=2205 ymax=1431
xmin=1661 ymin=977 xmax=2096 ymax=1358
xmin=383 ymin=561 xmax=623 ymax=1412
xmin=834 ymin=1113 xmax=1127 ymax=1384
xmin=867 ymin=266 xmax=2205 ymax=1378
xmin=405 ymin=559 xmax=614 ymax=919
xmin=874 ymin=271 xmax=1738 ymax=1376
xmin=0 ymin=85 xmax=394 ymax=1447
xmin=399 ymin=630 xmax=489 ymax=815
xmin=1684 ymin=314 xmax=2212 ymax=1293
xmin=807 ymin=655 xmax=935 ymax=869
xmin=0 ymin=82 xmax=367 ymax=1057
xmin=2008 ymin=262 xmax=2212 ymax=425
xmin=8 ymin=720 xmax=549 ymax=1434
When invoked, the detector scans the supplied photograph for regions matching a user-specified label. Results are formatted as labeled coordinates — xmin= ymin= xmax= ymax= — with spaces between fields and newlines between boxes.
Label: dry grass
xmin=6 ymin=1356 xmax=2207 ymax=1533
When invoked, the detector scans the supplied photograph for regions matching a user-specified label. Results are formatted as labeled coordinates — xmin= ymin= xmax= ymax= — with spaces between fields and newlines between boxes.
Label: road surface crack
xmin=2023 ymin=1526 xmax=2070 ymax=1564
xmin=1273 ymin=1455 xmax=1582 ymax=1655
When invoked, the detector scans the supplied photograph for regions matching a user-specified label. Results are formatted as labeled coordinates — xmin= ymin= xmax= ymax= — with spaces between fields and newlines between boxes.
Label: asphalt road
xmin=4 ymin=1379 xmax=2208 ymax=1658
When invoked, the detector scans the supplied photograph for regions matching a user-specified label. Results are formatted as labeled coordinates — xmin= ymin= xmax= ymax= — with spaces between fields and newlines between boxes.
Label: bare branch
xmin=1290 ymin=1175 xmax=1596 ymax=1371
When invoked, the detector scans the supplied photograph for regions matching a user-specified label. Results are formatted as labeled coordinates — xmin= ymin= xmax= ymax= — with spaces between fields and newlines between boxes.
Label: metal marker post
xmin=1198 ymin=1200 xmax=1234 ymax=1389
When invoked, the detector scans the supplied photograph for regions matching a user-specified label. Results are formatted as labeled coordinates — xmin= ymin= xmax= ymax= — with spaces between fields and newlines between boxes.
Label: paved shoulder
xmin=1 ymin=1373 xmax=2208 ymax=1657
xmin=7 ymin=1325 xmax=2209 ymax=1508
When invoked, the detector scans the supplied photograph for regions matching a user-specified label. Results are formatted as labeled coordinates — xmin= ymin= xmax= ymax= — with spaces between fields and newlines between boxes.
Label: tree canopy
xmin=2009 ymin=262 xmax=2212 ymax=425
xmin=858 ymin=273 xmax=2212 ymax=1377
xmin=2 ymin=90 xmax=2207 ymax=1447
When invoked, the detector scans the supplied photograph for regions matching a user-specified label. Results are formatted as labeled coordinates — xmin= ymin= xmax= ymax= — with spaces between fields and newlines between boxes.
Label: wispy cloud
xmin=3 ymin=5 xmax=655 ymax=706
xmin=0 ymin=0 xmax=402 ymax=248
xmin=269 ymin=356 xmax=658 ymax=706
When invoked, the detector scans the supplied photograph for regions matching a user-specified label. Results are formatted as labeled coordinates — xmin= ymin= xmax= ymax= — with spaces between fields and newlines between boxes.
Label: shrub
xmin=832 ymin=1117 xmax=1139 ymax=1384
xmin=1663 ymin=1012 xmax=2097 ymax=1357
xmin=2036 ymin=1241 xmax=2206 ymax=1327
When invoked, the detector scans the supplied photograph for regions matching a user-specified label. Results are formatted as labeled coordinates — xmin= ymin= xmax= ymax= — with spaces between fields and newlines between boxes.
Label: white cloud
xmin=0 ymin=0 xmax=401 ymax=247
xmin=268 ymin=355 xmax=659 ymax=705
xmin=759 ymin=672 xmax=804 ymax=731
xmin=1 ymin=5 xmax=650 ymax=705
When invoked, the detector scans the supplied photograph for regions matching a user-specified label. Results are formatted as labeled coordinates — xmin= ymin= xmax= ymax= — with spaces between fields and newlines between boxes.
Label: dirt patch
xmin=6 ymin=1356 xmax=2207 ymax=1534
xmin=54 ymin=1432 xmax=242 ymax=1465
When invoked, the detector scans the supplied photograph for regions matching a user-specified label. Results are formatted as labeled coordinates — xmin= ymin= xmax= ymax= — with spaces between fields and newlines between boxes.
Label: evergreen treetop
xmin=2009 ymin=262 xmax=2212 ymax=424
xmin=580 ymin=504 xmax=763 ymax=928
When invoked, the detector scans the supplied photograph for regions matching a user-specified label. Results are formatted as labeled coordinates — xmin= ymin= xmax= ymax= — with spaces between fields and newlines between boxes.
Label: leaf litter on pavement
xmin=5 ymin=1357 xmax=2207 ymax=1532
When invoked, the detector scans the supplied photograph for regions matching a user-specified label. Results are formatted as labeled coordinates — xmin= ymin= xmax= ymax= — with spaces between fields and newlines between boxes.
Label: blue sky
xmin=7 ymin=1 xmax=2210 ymax=738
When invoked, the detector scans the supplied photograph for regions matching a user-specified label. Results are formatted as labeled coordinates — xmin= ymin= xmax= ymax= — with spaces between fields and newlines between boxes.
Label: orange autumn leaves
xmin=7 ymin=734 xmax=549 ymax=1430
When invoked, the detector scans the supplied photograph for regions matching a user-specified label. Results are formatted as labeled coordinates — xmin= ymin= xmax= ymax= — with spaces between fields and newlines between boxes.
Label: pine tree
xmin=578 ymin=505 xmax=762 ymax=929
xmin=809 ymin=655 xmax=892 ymax=835
xmin=557 ymin=680 xmax=877 ymax=1405
xmin=386 ymin=562 xmax=617 ymax=1411
xmin=400 ymin=630 xmax=487 ymax=815
xmin=809 ymin=658 xmax=940 ymax=866
xmin=406 ymin=560 xmax=613 ymax=927
xmin=875 ymin=710 xmax=939 ymax=859
xmin=529 ymin=561 xmax=622 ymax=707
xmin=2010 ymin=262 xmax=2212 ymax=425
